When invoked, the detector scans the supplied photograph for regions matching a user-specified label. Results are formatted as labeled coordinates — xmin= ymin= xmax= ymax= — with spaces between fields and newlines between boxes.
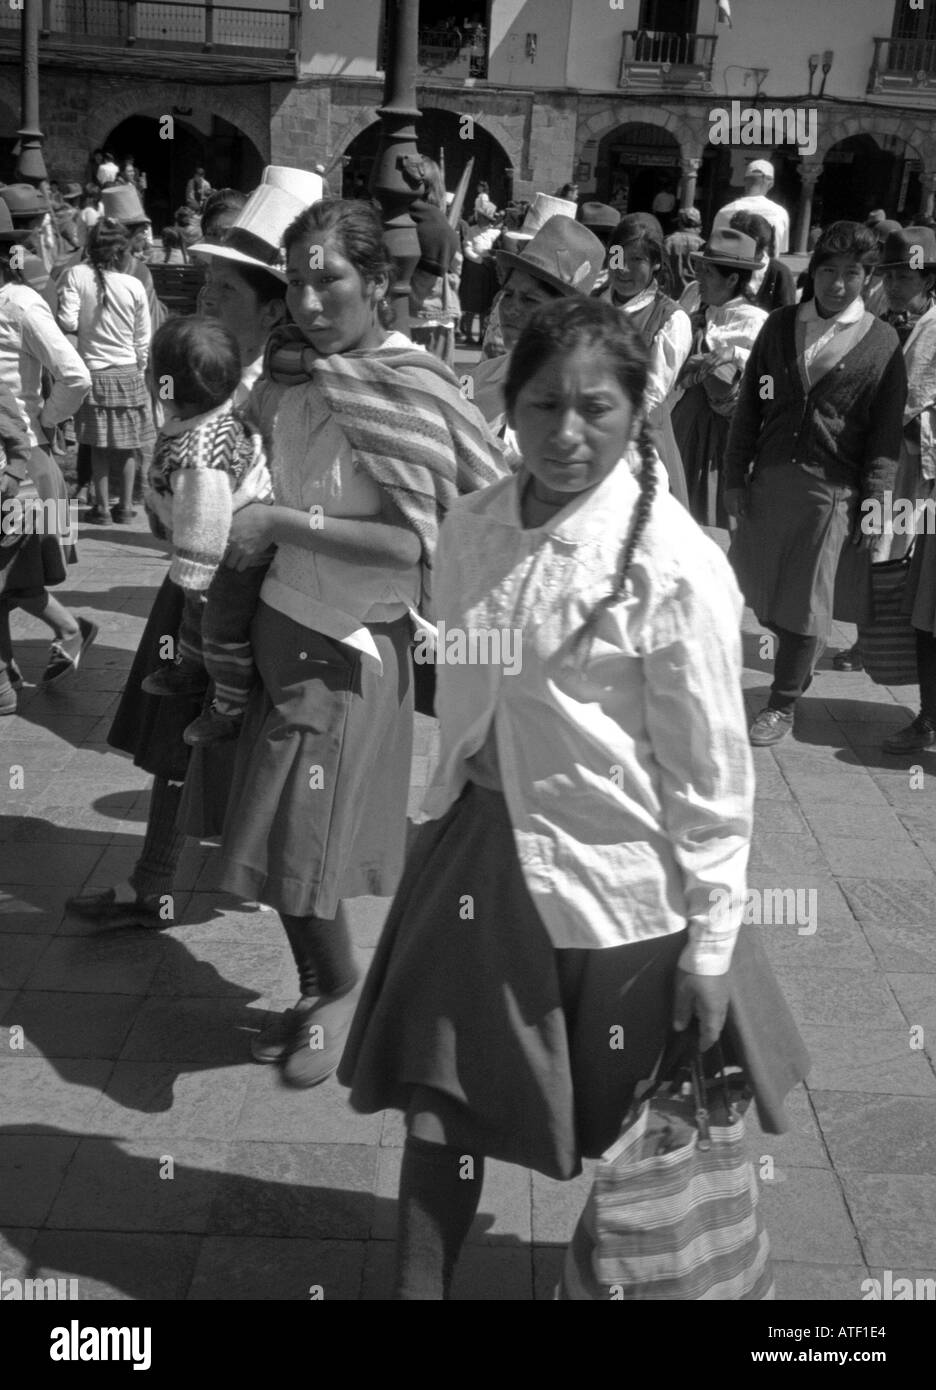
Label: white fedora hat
xmin=189 ymin=165 xmax=325 ymax=280
xmin=500 ymin=192 xmax=577 ymax=252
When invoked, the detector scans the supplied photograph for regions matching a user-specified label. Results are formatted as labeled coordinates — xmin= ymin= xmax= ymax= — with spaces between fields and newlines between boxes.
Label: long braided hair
xmin=86 ymin=217 xmax=129 ymax=311
xmin=504 ymin=296 xmax=660 ymax=667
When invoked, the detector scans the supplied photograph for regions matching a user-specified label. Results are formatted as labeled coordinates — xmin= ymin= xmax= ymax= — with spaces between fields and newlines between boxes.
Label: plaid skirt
xmin=339 ymin=784 xmax=811 ymax=1181
xmin=75 ymin=365 xmax=155 ymax=450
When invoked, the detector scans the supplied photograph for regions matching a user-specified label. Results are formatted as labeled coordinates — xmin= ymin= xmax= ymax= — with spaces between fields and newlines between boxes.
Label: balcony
xmin=619 ymin=29 xmax=716 ymax=92
xmin=377 ymin=25 xmax=488 ymax=82
xmin=0 ymin=0 xmax=300 ymax=81
xmin=868 ymin=36 xmax=936 ymax=99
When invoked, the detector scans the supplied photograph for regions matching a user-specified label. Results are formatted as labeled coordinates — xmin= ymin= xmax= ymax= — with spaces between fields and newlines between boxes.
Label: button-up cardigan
xmin=723 ymin=306 xmax=906 ymax=502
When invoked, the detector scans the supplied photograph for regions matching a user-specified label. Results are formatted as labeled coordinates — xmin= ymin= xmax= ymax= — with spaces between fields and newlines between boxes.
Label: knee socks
xmin=280 ymin=910 xmax=359 ymax=998
xmin=394 ymin=1135 xmax=485 ymax=1300
xmin=130 ymin=778 xmax=189 ymax=903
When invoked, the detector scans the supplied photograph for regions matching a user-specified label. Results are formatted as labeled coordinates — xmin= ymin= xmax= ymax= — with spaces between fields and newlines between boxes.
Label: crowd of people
xmin=2 ymin=146 xmax=934 ymax=1299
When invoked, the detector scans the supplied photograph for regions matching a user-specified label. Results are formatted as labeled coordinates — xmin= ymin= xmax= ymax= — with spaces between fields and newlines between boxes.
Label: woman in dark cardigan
xmin=724 ymin=221 xmax=906 ymax=746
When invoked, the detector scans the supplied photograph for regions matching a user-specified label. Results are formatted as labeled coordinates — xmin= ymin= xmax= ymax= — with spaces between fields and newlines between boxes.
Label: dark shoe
xmin=183 ymin=704 xmax=243 ymax=745
xmin=41 ymin=617 xmax=98 ymax=687
xmin=111 ymin=506 xmax=138 ymax=524
xmin=281 ymin=984 xmax=361 ymax=1089
xmin=65 ymin=885 xmax=164 ymax=925
xmin=141 ymin=663 xmax=209 ymax=698
xmin=749 ymin=707 xmax=794 ymax=746
xmin=882 ymin=714 xmax=936 ymax=754
xmin=833 ymin=644 xmax=863 ymax=672
xmin=251 ymin=998 xmax=319 ymax=1064
xmin=85 ymin=506 xmax=113 ymax=525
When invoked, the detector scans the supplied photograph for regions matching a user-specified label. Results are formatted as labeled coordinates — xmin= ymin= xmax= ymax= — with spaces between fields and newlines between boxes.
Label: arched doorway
xmin=103 ymin=113 xmax=264 ymax=233
xmin=341 ymin=110 xmax=513 ymax=213
xmin=595 ymin=122 xmax=681 ymax=216
xmin=700 ymin=145 xmax=801 ymax=241
xmin=820 ymin=133 xmax=922 ymax=223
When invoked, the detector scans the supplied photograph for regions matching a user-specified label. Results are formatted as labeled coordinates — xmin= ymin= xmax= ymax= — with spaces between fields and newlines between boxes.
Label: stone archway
xmin=820 ymin=129 xmax=924 ymax=222
xmin=590 ymin=120 xmax=683 ymax=216
xmin=86 ymin=81 xmax=270 ymax=170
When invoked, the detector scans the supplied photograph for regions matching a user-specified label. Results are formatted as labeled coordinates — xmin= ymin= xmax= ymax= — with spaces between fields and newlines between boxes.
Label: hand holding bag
xmin=557 ymin=1030 xmax=775 ymax=1300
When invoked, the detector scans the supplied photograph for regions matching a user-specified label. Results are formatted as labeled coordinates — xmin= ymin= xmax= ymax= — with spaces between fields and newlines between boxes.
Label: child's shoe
xmin=183 ymin=703 xmax=244 ymax=745
xmin=141 ymin=662 xmax=209 ymax=698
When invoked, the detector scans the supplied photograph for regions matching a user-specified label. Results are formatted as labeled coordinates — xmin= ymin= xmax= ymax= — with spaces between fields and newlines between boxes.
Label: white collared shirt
xmin=421 ymin=452 xmax=754 ymax=973
xmin=611 ymin=284 xmax=693 ymax=413
xmin=798 ymin=293 xmax=866 ymax=382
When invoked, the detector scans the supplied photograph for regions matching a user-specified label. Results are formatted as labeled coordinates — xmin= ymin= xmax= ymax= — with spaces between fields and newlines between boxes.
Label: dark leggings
xmin=280 ymin=910 xmax=359 ymax=999
xmin=917 ymin=629 xmax=936 ymax=721
xmin=766 ymin=623 xmax=825 ymax=712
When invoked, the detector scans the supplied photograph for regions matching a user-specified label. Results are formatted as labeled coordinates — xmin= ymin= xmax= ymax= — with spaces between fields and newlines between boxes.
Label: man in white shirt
xmin=712 ymin=159 xmax=790 ymax=256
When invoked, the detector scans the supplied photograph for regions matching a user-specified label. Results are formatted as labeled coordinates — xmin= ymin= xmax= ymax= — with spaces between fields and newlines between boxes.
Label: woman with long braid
xmin=339 ymin=298 xmax=808 ymax=1300
xmin=57 ymin=217 xmax=153 ymax=524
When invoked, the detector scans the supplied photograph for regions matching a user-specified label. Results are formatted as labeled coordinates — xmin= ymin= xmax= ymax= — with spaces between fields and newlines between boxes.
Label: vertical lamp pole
xmin=17 ymin=0 xmax=48 ymax=184
xmin=371 ymin=0 xmax=421 ymax=333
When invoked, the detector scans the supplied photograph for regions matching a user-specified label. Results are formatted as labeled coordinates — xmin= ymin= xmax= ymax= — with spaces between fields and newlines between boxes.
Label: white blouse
xmin=421 ymin=452 xmax=754 ymax=973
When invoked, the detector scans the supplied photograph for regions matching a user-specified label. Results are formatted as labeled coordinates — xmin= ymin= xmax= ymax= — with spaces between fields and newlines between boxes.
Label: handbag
xmin=857 ymin=553 xmax=919 ymax=687
xmin=557 ymin=1031 xmax=775 ymax=1301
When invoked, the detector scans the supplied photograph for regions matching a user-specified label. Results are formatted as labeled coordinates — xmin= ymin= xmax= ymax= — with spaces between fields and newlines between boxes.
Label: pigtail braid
xmin=565 ymin=419 xmax=659 ymax=668
xmin=93 ymin=262 xmax=109 ymax=311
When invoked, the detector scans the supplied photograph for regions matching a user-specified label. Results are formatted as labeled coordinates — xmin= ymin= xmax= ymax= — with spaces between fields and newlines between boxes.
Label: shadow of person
xmin=0 ymin=1125 xmax=517 ymax=1300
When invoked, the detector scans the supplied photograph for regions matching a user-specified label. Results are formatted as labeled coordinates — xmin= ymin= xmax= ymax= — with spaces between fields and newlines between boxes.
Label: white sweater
xmin=57 ymin=263 xmax=150 ymax=371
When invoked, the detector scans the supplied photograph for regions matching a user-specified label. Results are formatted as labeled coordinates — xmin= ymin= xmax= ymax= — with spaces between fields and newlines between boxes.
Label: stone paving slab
xmin=2 ymin=521 xmax=936 ymax=1300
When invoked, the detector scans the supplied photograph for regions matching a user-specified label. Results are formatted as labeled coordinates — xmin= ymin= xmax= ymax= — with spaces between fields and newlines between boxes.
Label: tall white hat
xmin=188 ymin=165 xmax=325 ymax=281
xmin=501 ymin=192 xmax=578 ymax=251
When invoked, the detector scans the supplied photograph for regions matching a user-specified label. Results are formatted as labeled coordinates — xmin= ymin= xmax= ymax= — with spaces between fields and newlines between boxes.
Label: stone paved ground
xmin=2 ymin=466 xmax=936 ymax=1300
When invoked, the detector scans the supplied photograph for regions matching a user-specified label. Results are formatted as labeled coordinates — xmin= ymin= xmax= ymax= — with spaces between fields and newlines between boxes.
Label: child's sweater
xmin=146 ymin=398 xmax=271 ymax=591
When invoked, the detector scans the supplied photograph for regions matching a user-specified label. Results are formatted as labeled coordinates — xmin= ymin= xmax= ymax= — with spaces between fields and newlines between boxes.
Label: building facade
xmin=2 ymin=0 xmax=936 ymax=245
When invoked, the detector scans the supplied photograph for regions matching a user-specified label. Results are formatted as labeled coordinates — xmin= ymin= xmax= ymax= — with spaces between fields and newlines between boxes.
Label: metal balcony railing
xmin=0 ymin=0 xmax=299 ymax=61
xmin=869 ymin=35 xmax=936 ymax=91
xmin=619 ymin=29 xmax=717 ymax=89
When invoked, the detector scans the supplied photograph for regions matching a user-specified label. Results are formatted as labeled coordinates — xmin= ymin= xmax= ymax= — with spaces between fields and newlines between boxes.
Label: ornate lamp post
xmin=370 ymin=0 xmax=422 ymax=333
xmin=16 ymin=0 xmax=48 ymax=185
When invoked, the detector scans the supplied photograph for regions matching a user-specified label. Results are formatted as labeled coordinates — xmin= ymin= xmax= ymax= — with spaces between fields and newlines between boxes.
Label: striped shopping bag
xmin=857 ymin=556 xmax=919 ymax=687
xmin=557 ymin=1041 xmax=774 ymax=1301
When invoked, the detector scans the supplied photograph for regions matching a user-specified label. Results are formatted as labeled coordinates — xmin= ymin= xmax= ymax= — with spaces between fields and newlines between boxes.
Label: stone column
xmin=920 ymin=170 xmax=936 ymax=221
xmin=679 ymin=157 xmax=702 ymax=210
xmin=793 ymin=163 xmax=823 ymax=254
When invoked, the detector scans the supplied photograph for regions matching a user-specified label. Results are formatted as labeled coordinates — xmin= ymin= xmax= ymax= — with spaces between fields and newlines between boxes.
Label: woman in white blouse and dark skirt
xmin=339 ymin=297 xmax=809 ymax=1300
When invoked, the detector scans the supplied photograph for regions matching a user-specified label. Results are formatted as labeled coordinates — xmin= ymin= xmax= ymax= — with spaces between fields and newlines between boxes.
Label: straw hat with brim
xmin=495 ymin=215 xmax=607 ymax=297
xmin=61 ymin=182 xmax=83 ymax=202
xmin=0 ymin=200 xmax=30 ymax=243
xmin=0 ymin=183 xmax=49 ymax=220
xmin=874 ymin=226 xmax=936 ymax=272
xmin=690 ymin=227 xmax=761 ymax=270
xmin=188 ymin=165 xmax=324 ymax=281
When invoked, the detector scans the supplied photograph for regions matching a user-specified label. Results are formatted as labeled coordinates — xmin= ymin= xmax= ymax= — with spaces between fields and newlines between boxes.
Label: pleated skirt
xmin=210 ymin=601 xmax=414 ymax=920
xmin=75 ymin=366 xmax=156 ymax=451
xmin=339 ymin=784 xmax=811 ymax=1181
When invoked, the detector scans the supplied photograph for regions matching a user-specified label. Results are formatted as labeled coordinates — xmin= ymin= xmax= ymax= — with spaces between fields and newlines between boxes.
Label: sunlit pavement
xmin=2 ymin=429 xmax=936 ymax=1299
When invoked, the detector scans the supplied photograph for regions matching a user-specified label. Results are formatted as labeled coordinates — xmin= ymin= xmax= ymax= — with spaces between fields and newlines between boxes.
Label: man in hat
xmin=53 ymin=182 xmax=84 ymax=256
xmin=664 ymin=206 xmax=704 ymax=298
xmin=712 ymin=158 xmax=790 ymax=256
xmin=0 ymin=185 xmax=58 ymax=309
xmin=467 ymin=215 xmax=606 ymax=452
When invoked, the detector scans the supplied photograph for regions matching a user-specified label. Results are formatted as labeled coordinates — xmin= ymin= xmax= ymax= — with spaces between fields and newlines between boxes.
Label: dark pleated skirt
xmin=339 ymin=784 xmax=810 ymax=1182
xmin=204 ymin=601 xmax=414 ymax=919
xmin=108 ymin=573 xmax=202 ymax=782
xmin=671 ymin=385 xmax=731 ymax=528
xmin=730 ymin=462 xmax=862 ymax=636
xmin=75 ymin=365 xmax=156 ymax=451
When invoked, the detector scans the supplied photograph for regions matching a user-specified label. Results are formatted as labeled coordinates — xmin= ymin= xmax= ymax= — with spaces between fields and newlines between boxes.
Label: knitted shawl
xmin=263 ymin=326 xmax=508 ymax=609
